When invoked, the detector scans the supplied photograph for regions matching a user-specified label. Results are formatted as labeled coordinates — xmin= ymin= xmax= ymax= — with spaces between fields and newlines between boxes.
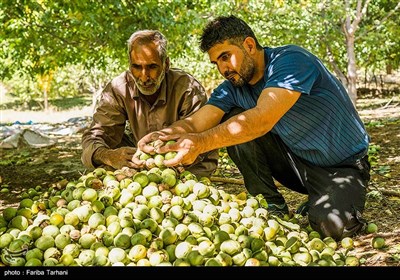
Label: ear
xmin=243 ymin=37 xmax=256 ymax=54
xmin=165 ymin=57 xmax=170 ymax=72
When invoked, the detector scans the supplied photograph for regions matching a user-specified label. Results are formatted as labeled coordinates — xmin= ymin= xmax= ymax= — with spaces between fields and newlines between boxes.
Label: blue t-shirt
xmin=207 ymin=45 xmax=369 ymax=166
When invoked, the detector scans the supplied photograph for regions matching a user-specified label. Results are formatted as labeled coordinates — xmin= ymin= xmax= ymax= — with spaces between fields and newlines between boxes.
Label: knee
xmin=308 ymin=206 xmax=365 ymax=241
xmin=308 ymin=211 xmax=345 ymax=241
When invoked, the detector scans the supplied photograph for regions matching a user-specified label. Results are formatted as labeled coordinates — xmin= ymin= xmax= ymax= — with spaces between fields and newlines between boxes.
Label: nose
xmin=140 ymin=68 xmax=150 ymax=82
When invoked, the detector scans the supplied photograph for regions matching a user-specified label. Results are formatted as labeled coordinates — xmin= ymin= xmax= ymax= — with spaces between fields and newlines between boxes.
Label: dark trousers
xmin=222 ymin=108 xmax=371 ymax=240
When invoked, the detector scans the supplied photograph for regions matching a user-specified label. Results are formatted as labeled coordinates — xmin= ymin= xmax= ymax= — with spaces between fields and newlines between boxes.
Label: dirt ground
xmin=0 ymin=97 xmax=399 ymax=266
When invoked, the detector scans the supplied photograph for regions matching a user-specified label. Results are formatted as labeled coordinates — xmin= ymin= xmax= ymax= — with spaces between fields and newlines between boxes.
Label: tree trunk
xmin=43 ymin=88 xmax=49 ymax=112
xmin=342 ymin=0 xmax=371 ymax=105
xmin=345 ymin=34 xmax=358 ymax=105
xmin=386 ymin=62 xmax=392 ymax=75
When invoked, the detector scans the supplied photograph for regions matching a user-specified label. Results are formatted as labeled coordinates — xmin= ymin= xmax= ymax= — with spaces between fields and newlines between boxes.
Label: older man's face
xmin=130 ymin=42 xmax=166 ymax=95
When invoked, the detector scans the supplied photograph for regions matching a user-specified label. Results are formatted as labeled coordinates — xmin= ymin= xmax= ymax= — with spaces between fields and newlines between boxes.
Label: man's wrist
xmin=93 ymin=147 xmax=109 ymax=166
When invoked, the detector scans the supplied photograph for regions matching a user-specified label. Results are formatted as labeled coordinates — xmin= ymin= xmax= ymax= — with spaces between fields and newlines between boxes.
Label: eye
xmin=221 ymin=53 xmax=230 ymax=61
xmin=149 ymin=64 xmax=159 ymax=69
xmin=131 ymin=64 xmax=141 ymax=70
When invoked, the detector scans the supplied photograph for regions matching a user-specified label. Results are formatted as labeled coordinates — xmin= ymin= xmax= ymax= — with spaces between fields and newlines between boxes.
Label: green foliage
xmin=359 ymin=0 xmax=400 ymax=71
xmin=366 ymin=190 xmax=384 ymax=201
xmin=376 ymin=165 xmax=391 ymax=176
xmin=366 ymin=120 xmax=384 ymax=128
xmin=0 ymin=150 xmax=31 ymax=167
xmin=50 ymin=59 xmax=121 ymax=98
xmin=2 ymin=71 xmax=42 ymax=105
xmin=368 ymin=144 xmax=380 ymax=168
xmin=1 ymin=0 xmax=399 ymax=106
xmin=49 ymin=96 xmax=92 ymax=110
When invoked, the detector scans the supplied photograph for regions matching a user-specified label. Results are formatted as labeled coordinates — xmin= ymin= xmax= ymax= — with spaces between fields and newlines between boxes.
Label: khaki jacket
xmin=81 ymin=68 xmax=218 ymax=178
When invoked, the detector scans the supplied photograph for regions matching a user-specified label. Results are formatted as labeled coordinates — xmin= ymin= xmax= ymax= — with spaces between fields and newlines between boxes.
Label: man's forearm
xmin=163 ymin=119 xmax=196 ymax=134
xmin=198 ymin=108 xmax=273 ymax=153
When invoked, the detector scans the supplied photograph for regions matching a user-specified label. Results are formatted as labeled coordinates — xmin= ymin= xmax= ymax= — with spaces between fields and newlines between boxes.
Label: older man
xmin=81 ymin=30 xmax=218 ymax=178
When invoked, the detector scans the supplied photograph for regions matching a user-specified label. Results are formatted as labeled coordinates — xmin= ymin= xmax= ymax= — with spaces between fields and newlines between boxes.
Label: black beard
xmin=230 ymin=54 xmax=255 ymax=87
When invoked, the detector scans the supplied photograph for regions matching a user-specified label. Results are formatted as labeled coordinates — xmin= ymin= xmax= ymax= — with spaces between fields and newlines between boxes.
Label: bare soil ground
xmin=0 ymin=96 xmax=399 ymax=266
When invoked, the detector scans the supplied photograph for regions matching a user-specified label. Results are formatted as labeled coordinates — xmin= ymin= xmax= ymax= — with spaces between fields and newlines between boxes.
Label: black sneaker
xmin=296 ymin=201 xmax=310 ymax=216
xmin=268 ymin=202 xmax=289 ymax=216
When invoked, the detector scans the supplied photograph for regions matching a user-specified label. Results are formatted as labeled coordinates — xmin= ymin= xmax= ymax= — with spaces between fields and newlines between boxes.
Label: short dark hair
xmin=199 ymin=15 xmax=262 ymax=52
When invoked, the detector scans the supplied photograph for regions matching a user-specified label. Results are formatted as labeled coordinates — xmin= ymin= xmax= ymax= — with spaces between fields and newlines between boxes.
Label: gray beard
xmin=134 ymin=69 xmax=166 ymax=95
